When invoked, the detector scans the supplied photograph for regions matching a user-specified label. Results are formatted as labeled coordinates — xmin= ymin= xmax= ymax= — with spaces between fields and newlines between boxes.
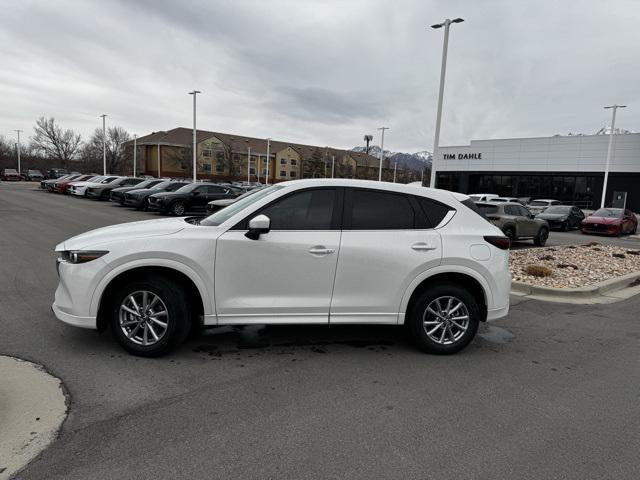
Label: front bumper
xmin=85 ymin=189 xmax=104 ymax=199
xmin=51 ymin=303 xmax=96 ymax=329
xmin=123 ymin=195 xmax=145 ymax=207
xmin=110 ymin=191 xmax=125 ymax=203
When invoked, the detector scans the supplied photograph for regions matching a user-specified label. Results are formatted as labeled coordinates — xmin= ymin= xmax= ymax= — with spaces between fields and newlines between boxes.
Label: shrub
xmin=524 ymin=264 xmax=553 ymax=277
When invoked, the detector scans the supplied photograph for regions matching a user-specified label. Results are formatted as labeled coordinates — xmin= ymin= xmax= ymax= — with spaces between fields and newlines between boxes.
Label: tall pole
xmin=157 ymin=141 xmax=161 ymax=177
xmin=133 ymin=134 xmax=137 ymax=177
xmin=429 ymin=18 xmax=464 ymax=188
xmin=601 ymin=104 xmax=626 ymax=208
xmin=265 ymin=138 xmax=271 ymax=185
xmin=188 ymin=90 xmax=201 ymax=182
xmin=256 ymin=154 xmax=261 ymax=183
xmin=421 ymin=169 xmax=424 ymax=184
xmin=393 ymin=161 xmax=397 ymax=183
xmin=247 ymin=145 xmax=251 ymax=182
xmin=100 ymin=114 xmax=107 ymax=174
xmin=15 ymin=130 xmax=22 ymax=174
xmin=377 ymin=126 xmax=388 ymax=181
xmin=331 ymin=155 xmax=335 ymax=178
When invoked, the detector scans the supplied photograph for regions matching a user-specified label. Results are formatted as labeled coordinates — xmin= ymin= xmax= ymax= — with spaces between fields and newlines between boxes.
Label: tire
xmin=109 ymin=276 xmax=192 ymax=357
xmin=170 ymin=201 xmax=186 ymax=216
xmin=561 ymin=221 xmax=569 ymax=232
xmin=503 ymin=226 xmax=516 ymax=242
xmin=407 ymin=283 xmax=481 ymax=355
xmin=534 ymin=227 xmax=548 ymax=246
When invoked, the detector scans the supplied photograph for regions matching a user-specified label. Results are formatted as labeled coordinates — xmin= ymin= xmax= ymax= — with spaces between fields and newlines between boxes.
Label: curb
xmin=511 ymin=271 xmax=640 ymax=301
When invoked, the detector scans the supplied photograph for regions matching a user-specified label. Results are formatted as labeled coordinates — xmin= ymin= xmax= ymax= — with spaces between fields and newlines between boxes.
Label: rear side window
xmin=349 ymin=190 xmax=415 ymax=230
xmin=416 ymin=197 xmax=452 ymax=227
xmin=518 ymin=206 xmax=532 ymax=217
xmin=504 ymin=205 xmax=519 ymax=216
xmin=260 ymin=189 xmax=335 ymax=230
xmin=462 ymin=199 xmax=492 ymax=223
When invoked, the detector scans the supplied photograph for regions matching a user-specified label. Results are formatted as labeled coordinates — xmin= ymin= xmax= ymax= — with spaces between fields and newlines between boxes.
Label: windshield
xmin=529 ymin=201 xmax=549 ymax=206
xmin=5 ymin=169 xmax=18 ymax=173
xmin=592 ymin=208 xmax=622 ymax=218
xmin=201 ymin=185 xmax=284 ymax=226
xmin=174 ymin=183 xmax=204 ymax=193
xmin=544 ymin=206 xmax=571 ymax=214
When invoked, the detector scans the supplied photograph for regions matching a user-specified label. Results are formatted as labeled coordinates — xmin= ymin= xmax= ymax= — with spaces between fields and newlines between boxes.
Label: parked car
xmin=86 ymin=177 xmax=144 ymax=200
xmin=22 ymin=169 xmax=44 ymax=181
xmin=44 ymin=168 xmax=69 ymax=179
xmin=468 ymin=193 xmax=499 ymax=202
xmin=492 ymin=197 xmax=526 ymax=205
xmin=110 ymin=179 xmax=164 ymax=205
xmin=41 ymin=174 xmax=73 ymax=190
xmin=580 ymin=208 xmax=638 ymax=236
xmin=206 ymin=186 xmax=266 ymax=213
xmin=55 ymin=174 xmax=95 ymax=194
xmin=536 ymin=205 xmax=585 ymax=231
xmin=527 ymin=199 xmax=562 ymax=215
xmin=148 ymin=183 xmax=238 ymax=215
xmin=123 ymin=181 xmax=191 ymax=210
xmin=52 ymin=179 xmax=511 ymax=356
xmin=48 ymin=174 xmax=84 ymax=192
xmin=1 ymin=168 xmax=21 ymax=181
xmin=475 ymin=202 xmax=549 ymax=246
xmin=69 ymin=176 xmax=114 ymax=197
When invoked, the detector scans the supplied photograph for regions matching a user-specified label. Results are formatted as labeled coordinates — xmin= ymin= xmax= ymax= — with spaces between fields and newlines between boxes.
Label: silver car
xmin=476 ymin=202 xmax=550 ymax=246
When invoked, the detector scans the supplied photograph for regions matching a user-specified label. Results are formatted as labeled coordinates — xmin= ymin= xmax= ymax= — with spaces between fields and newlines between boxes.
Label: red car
xmin=55 ymin=174 xmax=94 ymax=194
xmin=1 ymin=168 xmax=21 ymax=181
xmin=581 ymin=208 xmax=638 ymax=236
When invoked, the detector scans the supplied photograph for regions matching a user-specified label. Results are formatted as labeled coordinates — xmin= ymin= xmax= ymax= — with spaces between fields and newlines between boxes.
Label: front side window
xmin=518 ymin=206 xmax=532 ymax=217
xmin=259 ymin=189 xmax=336 ymax=230
xmin=348 ymin=190 xmax=415 ymax=230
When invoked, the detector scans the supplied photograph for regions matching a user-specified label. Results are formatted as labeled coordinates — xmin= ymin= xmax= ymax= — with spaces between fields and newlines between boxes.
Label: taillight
xmin=484 ymin=235 xmax=511 ymax=250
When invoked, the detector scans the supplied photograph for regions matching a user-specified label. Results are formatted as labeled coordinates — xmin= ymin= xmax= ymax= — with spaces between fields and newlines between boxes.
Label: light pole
xmin=265 ymin=138 xmax=271 ymax=185
xmin=256 ymin=154 xmax=261 ymax=183
xmin=393 ymin=161 xmax=397 ymax=183
xmin=601 ymin=104 xmax=626 ymax=208
xmin=377 ymin=127 xmax=389 ymax=181
xmin=429 ymin=17 xmax=464 ymax=188
xmin=188 ymin=90 xmax=201 ymax=182
xmin=331 ymin=155 xmax=335 ymax=178
xmin=133 ymin=134 xmax=137 ymax=177
xmin=100 ymin=114 xmax=108 ymax=174
xmin=15 ymin=130 xmax=22 ymax=174
xmin=157 ymin=140 xmax=161 ymax=177
xmin=247 ymin=144 xmax=252 ymax=183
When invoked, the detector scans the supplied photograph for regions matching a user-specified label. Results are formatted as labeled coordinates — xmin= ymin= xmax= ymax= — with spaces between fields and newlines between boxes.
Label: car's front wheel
xmin=534 ymin=227 xmax=548 ymax=246
xmin=170 ymin=201 xmax=186 ymax=216
xmin=109 ymin=276 xmax=191 ymax=357
xmin=407 ymin=283 xmax=480 ymax=355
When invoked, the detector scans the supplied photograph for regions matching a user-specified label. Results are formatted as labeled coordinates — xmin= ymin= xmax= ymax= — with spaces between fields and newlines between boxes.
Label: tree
xmin=82 ymin=126 xmax=131 ymax=174
xmin=31 ymin=117 xmax=82 ymax=168
xmin=302 ymin=147 xmax=326 ymax=178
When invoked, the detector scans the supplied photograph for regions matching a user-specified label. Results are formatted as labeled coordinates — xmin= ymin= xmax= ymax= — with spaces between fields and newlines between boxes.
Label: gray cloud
xmin=1 ymin=0 xmax=639 ymax=153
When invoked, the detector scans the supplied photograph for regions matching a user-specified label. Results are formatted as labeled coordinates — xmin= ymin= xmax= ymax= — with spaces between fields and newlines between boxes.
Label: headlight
xmin=60 ymin=250 xmax=108 ymax=264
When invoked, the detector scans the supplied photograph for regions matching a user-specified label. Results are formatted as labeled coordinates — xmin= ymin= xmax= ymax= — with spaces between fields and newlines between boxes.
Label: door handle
xmin=308 ymin=246 xmax=335 ymax=256
xmin=411 ymin=242 xmax=436 ymax=251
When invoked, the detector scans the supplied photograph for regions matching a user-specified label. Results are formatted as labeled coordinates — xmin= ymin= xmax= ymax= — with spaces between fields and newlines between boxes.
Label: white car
xmin=52 ymin=179 xmax=511 ymax=357
xmin=527 ymin=199 xmax=562 ymax=215
xmin=69 ymin=175 xmax=118 ymax=196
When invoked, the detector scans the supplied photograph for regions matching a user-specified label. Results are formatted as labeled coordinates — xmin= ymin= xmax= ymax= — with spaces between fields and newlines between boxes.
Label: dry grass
xmin=524 ymin=264 xmax=553 ymax=277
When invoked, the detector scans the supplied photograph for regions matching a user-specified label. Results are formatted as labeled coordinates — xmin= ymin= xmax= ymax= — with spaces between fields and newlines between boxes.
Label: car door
xmin=516 ymin=205 xmax=538 ymax=236
xmin=214 ymin=187 xmax=342 ymax=324
xmin=571 ymin=207 xmax=584 ymax=228
xmin=189 ymin=185 xmax=211 ymax=211
xmin=329 ymin=188 xmax=443 ymax=324
xmin=623 ymin=210 xmax=634 ymax=233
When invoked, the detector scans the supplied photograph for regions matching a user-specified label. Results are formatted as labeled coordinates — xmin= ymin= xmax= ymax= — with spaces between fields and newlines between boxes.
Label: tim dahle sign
xmin=443 ymin=153 xmax=482 ymax=160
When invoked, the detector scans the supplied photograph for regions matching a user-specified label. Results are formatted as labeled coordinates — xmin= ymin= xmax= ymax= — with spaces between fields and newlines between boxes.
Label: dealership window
xmin=436 ymin=173 xmax=460 ymax=192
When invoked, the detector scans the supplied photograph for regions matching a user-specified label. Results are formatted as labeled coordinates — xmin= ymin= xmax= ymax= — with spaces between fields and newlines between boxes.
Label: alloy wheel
xmin=118 ymin=291 xmax=169 ymax=346
xmin=422 ymin=296 xmax=470 ymax=345
xmin=172 ymin=202 xmax=185 ymax=216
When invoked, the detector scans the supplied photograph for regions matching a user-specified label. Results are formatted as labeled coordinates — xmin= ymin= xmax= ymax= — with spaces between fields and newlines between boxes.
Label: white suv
xmin=53 ymin=179 xmax=511 ymax=356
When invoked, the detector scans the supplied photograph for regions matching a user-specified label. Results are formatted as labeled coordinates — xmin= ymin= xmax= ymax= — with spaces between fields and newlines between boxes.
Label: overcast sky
xmin=1 ymin=0 xmax=639 ymax=153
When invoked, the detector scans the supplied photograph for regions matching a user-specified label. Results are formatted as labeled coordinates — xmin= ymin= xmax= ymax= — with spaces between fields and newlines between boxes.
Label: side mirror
xmin=245 ymin=214 xmax=271 ymax=240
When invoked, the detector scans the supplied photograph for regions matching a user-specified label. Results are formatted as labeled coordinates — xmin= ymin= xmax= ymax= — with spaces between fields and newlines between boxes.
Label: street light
xmin=393 ymin=161 xmax=397 ymax=183
xmin=265 ymin=138 xmax=271 ymax=185
xmin=601 ymin=104 xmax=626 ymax=208
xmin=14 ymin=130 xmax=22 ymax=174
xmin=100 ymin=114 xmax=108 ymax=175
xmin=429 ymin=17 xmax=464 ymax=188
xmin=133 ymin=134 xmax=137 ymax=177
xmin=188 ymin=90 xmax=201 ymax=182
xmin=246 ymin=140 xmax=252 ymax=183
xmin=377 ymin=126 xmax=389 ymax=181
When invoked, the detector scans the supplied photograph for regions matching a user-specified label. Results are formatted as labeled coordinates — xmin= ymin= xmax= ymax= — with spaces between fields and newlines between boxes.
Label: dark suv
xmin=86 ymin=177 xmax=143 ymax=200
xmin=123 ymin=181 xmax=191 ymax=210
xmin=476 ymin=202 xmax=550 ymax=246
xmin=148 ymin=183 xmax=239 ymax=215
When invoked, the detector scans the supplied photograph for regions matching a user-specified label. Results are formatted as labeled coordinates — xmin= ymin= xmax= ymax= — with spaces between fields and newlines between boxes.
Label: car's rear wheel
xmin=534 ymin=227 xmax=548 ymax=246
xmin=407 ymin=283 xmax=480 ymax=355
xmin=170 ymin=201 xmax=186 ymax=216
xmin=503 ymin=226 xmax=516 ymax=242
xmin=109 ymin=276 xmax=191 ymax=357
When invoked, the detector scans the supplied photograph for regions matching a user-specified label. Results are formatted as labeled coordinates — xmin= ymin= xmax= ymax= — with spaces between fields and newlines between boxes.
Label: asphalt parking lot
xmin=1 ymin=182 xmax=640 ymax=479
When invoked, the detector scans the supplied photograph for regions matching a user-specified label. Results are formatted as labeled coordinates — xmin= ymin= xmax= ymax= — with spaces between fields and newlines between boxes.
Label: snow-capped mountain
xmin=352 ymin=146 xmax=432 ymax=170
xmin=595 ymin=126 xmax=636 ymax=135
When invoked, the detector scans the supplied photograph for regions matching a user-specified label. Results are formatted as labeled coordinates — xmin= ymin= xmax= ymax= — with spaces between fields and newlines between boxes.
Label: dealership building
xmin=434 ymin=132 xmax=640 ymax=211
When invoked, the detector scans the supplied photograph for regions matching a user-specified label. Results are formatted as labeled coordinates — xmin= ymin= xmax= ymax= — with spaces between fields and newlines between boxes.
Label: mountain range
xmin=352 ymin=146 xmax=432 ymax=171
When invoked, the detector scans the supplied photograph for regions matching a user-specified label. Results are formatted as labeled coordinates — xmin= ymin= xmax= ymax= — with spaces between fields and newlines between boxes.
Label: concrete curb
xmin=511 ymin=271 xmax=640 ymax=302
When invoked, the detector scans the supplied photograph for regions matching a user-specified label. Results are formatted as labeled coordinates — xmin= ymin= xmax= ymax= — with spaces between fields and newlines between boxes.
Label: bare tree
xmin=82 ymin=126 xmax=131 ymax=174
xmin=31 ymin=117 xmax=82 ymax=168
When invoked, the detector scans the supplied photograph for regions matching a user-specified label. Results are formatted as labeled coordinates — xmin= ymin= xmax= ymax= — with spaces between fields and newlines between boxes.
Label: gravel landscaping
xmin=510 ymin=243 xmax=640 ymax=288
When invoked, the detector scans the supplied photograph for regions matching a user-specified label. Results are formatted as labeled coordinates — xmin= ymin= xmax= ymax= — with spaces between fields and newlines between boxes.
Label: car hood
xmin=210 ymin=198 xmax=235 ymax=206
xmin=71 ymin=181 xmax=99 ymax=187
xmin=56 ymin=217 xmax=188 ymax=251
xmin=583 ymin=216 xmax=621 ymax=225
xmin=127 ymin=187 xmax=161 ymax=196
xmin=111 ymin=185 xmax=138 ymax=193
